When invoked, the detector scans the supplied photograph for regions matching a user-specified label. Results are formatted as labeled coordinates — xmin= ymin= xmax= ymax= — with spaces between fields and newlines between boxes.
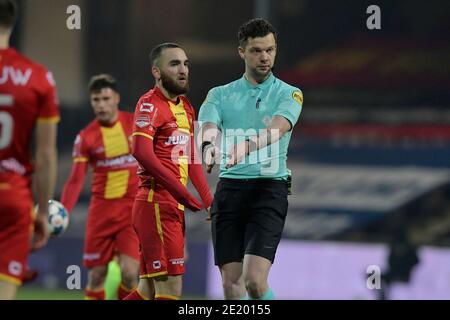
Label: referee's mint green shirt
xmin=198 ymin=73 xmax=303 ymax=179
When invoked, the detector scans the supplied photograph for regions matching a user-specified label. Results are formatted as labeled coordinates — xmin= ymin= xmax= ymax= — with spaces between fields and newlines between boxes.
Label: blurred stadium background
xmin=11 ymin=0 xmax=450 ymax=299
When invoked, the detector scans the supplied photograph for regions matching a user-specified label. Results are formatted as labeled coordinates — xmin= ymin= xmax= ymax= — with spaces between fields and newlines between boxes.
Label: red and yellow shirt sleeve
xmin=60 ymin=132 xmax=89 ymax=211
xmin=72 ymin=132 xmax=89 ymax=164
xmin=132 ymin=98 xmax=162 ymax=141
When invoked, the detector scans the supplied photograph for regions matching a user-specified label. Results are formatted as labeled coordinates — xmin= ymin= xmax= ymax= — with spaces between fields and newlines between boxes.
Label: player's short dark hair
xmin=88 ymin=74 xmax=118 ymax=93
xmin=149 ymin=42 xmax=180 ymax=67
xmin=0 ymin=0 xmax=17 ymax=29
xmin=238 ymin=18 xmax=277 ymax=48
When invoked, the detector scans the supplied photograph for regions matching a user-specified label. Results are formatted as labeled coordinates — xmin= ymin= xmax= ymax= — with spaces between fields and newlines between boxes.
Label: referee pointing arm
xmin=199 ymin=18 xmax=303 ymax=300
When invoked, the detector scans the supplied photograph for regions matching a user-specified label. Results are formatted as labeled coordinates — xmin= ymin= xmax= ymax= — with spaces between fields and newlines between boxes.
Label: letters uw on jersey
xmin=0 ymin=66 xmax=32 ymax=86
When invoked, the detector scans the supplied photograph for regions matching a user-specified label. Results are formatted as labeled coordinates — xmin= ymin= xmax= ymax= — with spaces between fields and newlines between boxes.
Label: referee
xmin=199 ymin=18 xmax=303 ymax=300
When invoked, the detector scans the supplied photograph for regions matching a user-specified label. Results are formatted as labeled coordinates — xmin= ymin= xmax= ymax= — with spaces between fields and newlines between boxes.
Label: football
xmin=46 ymin=200 xmax=70 ymax=236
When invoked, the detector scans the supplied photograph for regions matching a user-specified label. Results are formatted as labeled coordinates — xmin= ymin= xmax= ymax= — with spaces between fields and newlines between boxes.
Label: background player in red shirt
xmin=0 ymin=0 xmax=59 ymax=300
xmin=61 ymin=74 xmax=140 ymax=300
xmin=124 ymin=43 xmax=212 ymax=300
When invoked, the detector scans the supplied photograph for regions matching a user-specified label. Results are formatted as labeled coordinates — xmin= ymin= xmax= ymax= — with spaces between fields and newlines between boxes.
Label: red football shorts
xmin=83 ymin=197 xmax=139 ymax=268
xmin=0 ymin=184 xmax=33 ymax=286
xmin=132 ymin=199 xmax=185 ymax=278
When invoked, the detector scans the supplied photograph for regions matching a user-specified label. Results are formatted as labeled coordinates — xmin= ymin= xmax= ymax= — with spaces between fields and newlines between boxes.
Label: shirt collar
xmin=241 ymin=72 xmax=275 ymax=90
xmin=153 ymin=86 xmax=168 ymax=101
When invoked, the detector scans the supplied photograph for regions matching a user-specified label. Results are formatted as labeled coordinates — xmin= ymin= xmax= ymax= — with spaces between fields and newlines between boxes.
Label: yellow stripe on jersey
xmin=37 ymin=116 xmax=60 ymax=124
xmin=177 ymin=155 xmax=189 ymax=211
xmin=168 ymin=99 xmax=190 ymax=210
xmin=73 ymin=157 xmax=88 ymax=163
xmin=168 ymin=100 xmax=190 ymax=133
xmin=154 ymin=203 xmax=164 ymax=243
xmin=132 ymin=132 xmax=154 ymax=140
xmin=139 ymin=271 xmax=168 ymax=279
xmin=0 ymin=273 xmax=22 ymax=286
xmin=147 ymin=177 xmax=155 ymax=202
xmin=0 ymin=183 xmax=11 ymax=190
xmin=100 ymin=121 xmax=129 ymax=158
xmin=155 ymin=294 xmax=180 ymax=300
xmin=104 ymin=170 xmax=129 ymax=199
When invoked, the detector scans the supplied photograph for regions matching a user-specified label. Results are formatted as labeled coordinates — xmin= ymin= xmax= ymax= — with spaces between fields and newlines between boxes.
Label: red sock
xmin=123 ymin=290 xmax=149 ymax=300
xmin=85 ymin=288 xmax=105 ymax=300
xmin=154 ymin=294 xmax=179 ymax=300
xmin=118 ymin=283 xmax=135 ymax=300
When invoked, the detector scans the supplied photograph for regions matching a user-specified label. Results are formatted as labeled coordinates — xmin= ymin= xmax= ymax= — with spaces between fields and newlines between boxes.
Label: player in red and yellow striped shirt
xmin=0 ymin=0 xmax=59 ymax=299
xmin=61 ymin=75 xmax=139 ymax=300
xmin=124 ymin=43 xmax=212 ymax=300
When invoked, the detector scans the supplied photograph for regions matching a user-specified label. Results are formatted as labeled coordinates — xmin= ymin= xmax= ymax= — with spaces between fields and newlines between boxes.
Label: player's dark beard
xmin=161 ymin=72 xmax=189 ymax=96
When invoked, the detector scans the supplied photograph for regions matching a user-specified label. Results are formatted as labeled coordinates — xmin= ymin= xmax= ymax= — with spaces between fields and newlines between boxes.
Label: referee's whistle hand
xmin=225 ymin=142 xmax=247 ymax=169
xmin=225 ymin=160 xmax=235 ymax=169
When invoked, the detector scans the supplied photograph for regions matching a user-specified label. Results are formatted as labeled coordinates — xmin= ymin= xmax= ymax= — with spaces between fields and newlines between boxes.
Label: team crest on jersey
xmin=140 ymin=102 xmax=154 ymax=113
xmin=292 ymin=90 xmax=303 ymax=106
xmin=135 ymin=115 xmax=150 ymax=128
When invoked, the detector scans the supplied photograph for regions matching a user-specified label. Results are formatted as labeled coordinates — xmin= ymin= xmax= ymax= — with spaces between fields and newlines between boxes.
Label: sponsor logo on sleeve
xmin=135 ymin=115 xmax=150 ymax=128
xmin=140 ymin=102 xmax=154 ymax=113
xmin=169 ymin=258 xmax=184 ymax=265
xmin=292 ymin=90 xmax=303 ymax=106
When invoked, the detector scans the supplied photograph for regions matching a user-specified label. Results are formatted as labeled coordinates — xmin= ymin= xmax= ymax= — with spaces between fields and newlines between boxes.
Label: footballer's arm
xmin=60 ymin=160 xmax=89 ymax=212
xmin=132 ymin=134 xmax=202 ymax=211
xmin=33 ymin=122 xmax=58 ymax=250
xmin=200 ymin=122 xmax=221 ymax=174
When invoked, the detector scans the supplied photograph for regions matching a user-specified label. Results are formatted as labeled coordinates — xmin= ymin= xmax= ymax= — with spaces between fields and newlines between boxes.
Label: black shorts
xmin=211 ymin=178 xmax=289 ymax=266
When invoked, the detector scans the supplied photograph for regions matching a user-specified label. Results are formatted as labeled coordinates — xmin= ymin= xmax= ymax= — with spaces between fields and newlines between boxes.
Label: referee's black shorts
xmin=210 ymin=177 xmax=289 ymax=266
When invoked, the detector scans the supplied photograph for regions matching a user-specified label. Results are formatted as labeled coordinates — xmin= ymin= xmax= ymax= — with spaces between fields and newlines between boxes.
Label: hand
xmin=31 ymin=213 xmax=50 ymax=252
xmin=225 ymin=141 xmax=248 ymax=169
xmin=204 ymin=144 xmax=219 ymax=174
xmin=206 ymin=206 xmax=211 ymax=221
xmin=184 ymin=195 xmax=203 ymax=212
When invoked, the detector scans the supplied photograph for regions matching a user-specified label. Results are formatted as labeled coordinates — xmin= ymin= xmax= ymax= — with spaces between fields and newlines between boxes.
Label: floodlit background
xmin=9 ymin=0 xmax=450 ymax=299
